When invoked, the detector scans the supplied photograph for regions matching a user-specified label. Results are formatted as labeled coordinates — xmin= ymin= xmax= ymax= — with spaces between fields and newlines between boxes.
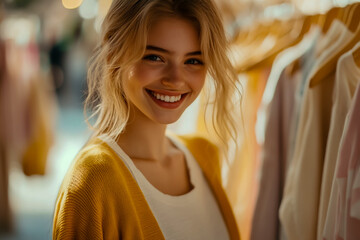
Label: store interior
xmin=1 ymin=0 xmax=360 ymax=239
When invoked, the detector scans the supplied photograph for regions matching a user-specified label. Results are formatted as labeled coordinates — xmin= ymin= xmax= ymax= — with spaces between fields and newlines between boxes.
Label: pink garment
xmin=322 ymin=83 xmax=360 ymax=240
xmin=0 ymin=143 xmax=12 ymax=233
xmin=0 ymin=39 xmax=54 ymax=232
xmin=0 ymin=41 xmax=32 ymax=152
xmin=319 ymin=43 xmax=360 ymax=240
xmin=0 ymin=40 xmax=15 ymax=233
xmin=251 ymin=68 xmax=299 ymax=240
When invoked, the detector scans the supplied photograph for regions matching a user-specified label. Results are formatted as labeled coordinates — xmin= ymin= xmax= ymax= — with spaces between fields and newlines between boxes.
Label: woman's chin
xmin=150 ymin=113 xmax=184 ymax=125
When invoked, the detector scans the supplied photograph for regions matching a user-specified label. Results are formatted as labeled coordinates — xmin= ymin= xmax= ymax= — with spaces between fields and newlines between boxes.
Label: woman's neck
xmin=116 ymin=115 xmax=170 ymax=163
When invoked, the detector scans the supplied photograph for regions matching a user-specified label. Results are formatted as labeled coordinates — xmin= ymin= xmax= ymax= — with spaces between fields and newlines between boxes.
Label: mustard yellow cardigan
xmin=52 ymin=135 xmax=241 ymax=240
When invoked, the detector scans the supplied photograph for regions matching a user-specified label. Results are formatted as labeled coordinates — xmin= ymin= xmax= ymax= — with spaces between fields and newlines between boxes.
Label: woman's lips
xmin=146 ymin=89 xmax=188 ymax=109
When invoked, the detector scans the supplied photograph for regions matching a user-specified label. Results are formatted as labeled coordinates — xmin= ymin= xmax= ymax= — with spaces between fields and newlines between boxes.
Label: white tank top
xmin=98 ymin=134 xmax=229 ymax=240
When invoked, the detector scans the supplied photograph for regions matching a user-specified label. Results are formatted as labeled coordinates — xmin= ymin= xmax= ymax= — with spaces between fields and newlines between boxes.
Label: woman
xmin=52 ymin=0 xmax=241 ymax=239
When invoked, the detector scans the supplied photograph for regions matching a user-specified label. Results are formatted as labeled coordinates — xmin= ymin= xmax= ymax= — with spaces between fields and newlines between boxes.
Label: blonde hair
xmin=85 ymin=0 xmax=241 ymax=151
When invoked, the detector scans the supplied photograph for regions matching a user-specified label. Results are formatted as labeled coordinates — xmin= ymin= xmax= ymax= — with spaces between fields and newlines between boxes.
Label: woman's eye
xmin=186 ymin=59 xmax=204 ymax=65
xmin=143 ymin=55 xmax=162 ymax=62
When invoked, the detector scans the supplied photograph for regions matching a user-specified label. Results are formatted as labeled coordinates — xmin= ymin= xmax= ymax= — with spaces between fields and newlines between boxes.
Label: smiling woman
xmin=52 ymin=0 xmax=242 ymax=240
xmin=124 ymin=17 xmax=206 ymax=124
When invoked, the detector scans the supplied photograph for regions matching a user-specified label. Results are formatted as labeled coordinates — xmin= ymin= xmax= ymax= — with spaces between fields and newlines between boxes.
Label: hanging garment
xmin=318 ymin=42 xmax=360 ymax=240
xmin=331 ymin=83 xmax=360 ymax=239
xmin=251 ymin=27 xmax=320 ymax=240
xmin=322 ymin=43 xmax=360 ymax=240
xmin=279 ymin=33 xmax=320 ymax=240
xmin=279 ymin=20 xmax=353 ymax=240
xmin=0 ymin=41 xmax=29 ymax=233
xmin=287 ymin=20 xmax=348 ymax=173
xmin=0 ymin=40 xmax=55 ymax=233
xmin=22 ymin=73 xmax=55 ymax=176
xmin=0 ymin=145 xmax=12 ymax=233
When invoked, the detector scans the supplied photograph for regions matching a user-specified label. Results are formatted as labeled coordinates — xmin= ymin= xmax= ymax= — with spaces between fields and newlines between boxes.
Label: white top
xmin=98 ymin=134 xmax=229 ymax=240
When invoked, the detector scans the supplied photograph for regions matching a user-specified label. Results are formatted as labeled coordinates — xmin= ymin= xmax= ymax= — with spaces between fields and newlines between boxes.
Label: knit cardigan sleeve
xmin=53 ymin=145 xmax=122 ymax=239
xmin=53 ymin=139 xmax=165 ymax=240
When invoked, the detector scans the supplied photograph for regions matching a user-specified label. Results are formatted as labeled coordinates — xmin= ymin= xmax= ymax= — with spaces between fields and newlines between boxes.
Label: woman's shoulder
xmin=69 ymin=138 xmax=118 ymax=177
xmin=53 ymin=137 xmax=127 ymax=239
xmin=58 ymin=137 xmax=132 ymax=195
xmin=54 ymin=137 xmax=138 ymax=218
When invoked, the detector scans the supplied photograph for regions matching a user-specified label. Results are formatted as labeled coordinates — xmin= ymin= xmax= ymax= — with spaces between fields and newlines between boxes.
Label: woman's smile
xmin=145 ymin=89 xmax=189 ymax=109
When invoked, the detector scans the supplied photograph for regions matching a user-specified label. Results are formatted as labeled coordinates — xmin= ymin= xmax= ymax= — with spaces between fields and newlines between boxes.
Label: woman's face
xmin=123 ymin=17 xmax=206 ymax=125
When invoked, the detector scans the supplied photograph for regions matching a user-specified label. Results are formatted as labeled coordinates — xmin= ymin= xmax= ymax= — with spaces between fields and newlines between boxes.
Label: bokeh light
xmin=62 ymin=0 xmax=83 ymax=9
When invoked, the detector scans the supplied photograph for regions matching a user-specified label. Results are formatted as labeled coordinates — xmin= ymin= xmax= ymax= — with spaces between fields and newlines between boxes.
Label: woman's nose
xmin=160 ymin=63 xmax=185 ymax=88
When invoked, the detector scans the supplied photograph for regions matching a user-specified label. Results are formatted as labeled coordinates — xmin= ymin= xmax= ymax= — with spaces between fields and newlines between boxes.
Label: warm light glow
xmin=94 ymin=16 xmax=103 ymax=33
xmin=99 ymin=0 xmax=113 ymax=16
xmin=62 ymin=0 xmax=83 ymax=9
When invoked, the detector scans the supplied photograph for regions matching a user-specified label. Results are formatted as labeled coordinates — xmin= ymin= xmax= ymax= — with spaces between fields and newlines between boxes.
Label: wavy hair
xmin=85 ymin=0 xmax=241 ymax=151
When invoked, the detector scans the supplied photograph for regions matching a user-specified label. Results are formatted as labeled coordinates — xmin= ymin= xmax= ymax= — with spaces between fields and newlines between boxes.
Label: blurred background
xmin=0 ymin=1 xmax=97 ymax=239
xmin=0 ymin=0 xmax=359 ymax=239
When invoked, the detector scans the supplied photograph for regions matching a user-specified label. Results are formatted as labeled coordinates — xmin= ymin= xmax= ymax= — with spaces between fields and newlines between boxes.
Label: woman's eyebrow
xmin=186 ymin=51 xmax=202 ymax=56
xmin=146 ymin=45 xmax=170 ymax=53
xmin=146 ymin=45 xmax=202 ymax=56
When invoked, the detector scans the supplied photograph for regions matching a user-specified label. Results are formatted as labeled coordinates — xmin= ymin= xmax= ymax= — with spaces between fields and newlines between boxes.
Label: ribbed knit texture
xmin=52 ymin=134 xmax=241 ymax=240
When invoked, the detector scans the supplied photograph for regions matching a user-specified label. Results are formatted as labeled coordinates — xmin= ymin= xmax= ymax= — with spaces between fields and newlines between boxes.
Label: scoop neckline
xmin=98 ymin=134 xmax=198 ymax=203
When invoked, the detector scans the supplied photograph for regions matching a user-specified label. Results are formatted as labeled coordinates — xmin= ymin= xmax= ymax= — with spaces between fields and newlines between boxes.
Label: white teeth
xmin=151 ymin=91 xmax=182 ymax=103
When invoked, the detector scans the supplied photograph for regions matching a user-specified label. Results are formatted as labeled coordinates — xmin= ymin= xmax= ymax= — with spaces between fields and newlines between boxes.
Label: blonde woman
xmin=52 ymin=0 xmax=241 ymax=239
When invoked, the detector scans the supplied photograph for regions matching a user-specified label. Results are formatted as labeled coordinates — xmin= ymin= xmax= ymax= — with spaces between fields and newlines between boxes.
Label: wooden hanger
xmin=233 ymin=22 xmax=259 ymax=45
xmin=353 ymin=45 xmax=360 ymax=68
xmin=235 ymin=14 xmax=315 ymax=72
xmin=249 ymin=20 xmax=278 ymax=44
xmin=234 ymin=17 xmax=296 ymax=72
xmin=321 ymin=3 xmax=356 ymax=34
xmin=322 ymin=7 xmax=342 ymax=33
xmin=232 ymin=21 xmax=271 ymax=67
xmin=316 ymin=13 xmax=326 ymax=31
xmin=309 ymin=3 xmax=360 ymax=88
xmin=234 ymin=20 xmax=271 ymax=45
xmin=346 ymin=3 xmax=360 ymax=32
xmin=341 ymin=3 xmax=354 ymax=25
xmin=287 ymin=14 xmax=326 ymax=76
